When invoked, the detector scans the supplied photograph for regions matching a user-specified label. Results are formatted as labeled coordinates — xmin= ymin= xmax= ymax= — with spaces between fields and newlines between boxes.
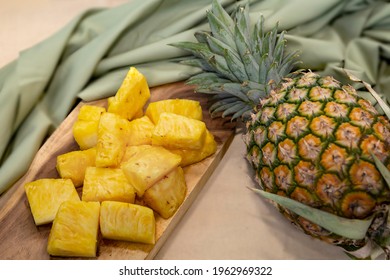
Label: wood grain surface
xmin=0 ymin=82 xmax=236 ymax=260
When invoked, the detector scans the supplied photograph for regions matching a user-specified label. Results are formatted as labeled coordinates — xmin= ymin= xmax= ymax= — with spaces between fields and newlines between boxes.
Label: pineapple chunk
xmin=82 ymin=167 xmax=135 ymax=203
xmin=109 ymin=96 xmax=143 ymax=120
xmin=120 ymin=145 xmax=154 ymax=164
xmin=152 ymin=112 xmax=207 ymax=150
xmin=121 ymin=145 xmax=181 ymax=197
xmin=144 ymin=167 xmax=187 ymax=219
xmin=126 ymin=115 xmax=155 ymax=146
xmin=108 ymin=67 xmax=150 ymax=120
xmin=95 ymin=112 xmax=129 ymax=167
xmin=100 ymin=201 xmax=155 ymax=244
xmin=24 ymin=179 xmax=80 ymax=226
xmin=145 ymin=99 xmax=203 ymax=124
xmin=73 ymin=105 xmax=106 ymax=150
xmin=56 ymin=147 xmax=96 ymax=187
xmin=47 ymin=201 xmax=100 ymax=258
xmin=170 ymin=130 xmax=217 ymax=166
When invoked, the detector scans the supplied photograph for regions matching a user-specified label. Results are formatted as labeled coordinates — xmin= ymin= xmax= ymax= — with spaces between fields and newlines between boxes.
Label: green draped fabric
xmin=0 ymin=0 xmax=389 ymax=195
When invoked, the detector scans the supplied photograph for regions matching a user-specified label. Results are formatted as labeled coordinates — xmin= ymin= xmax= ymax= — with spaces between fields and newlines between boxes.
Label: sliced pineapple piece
xmin=126 ymin=115 xmax=155 ymax=146
xmin=82 ymin=167 xmax=135 ymax=203
xmin=56 ymin=147 xmax=96 ymax=187
xmin=152 ymin=112 xmax=207 ymax=150
xmin=121 ymin=145 xmax=181 ymax=197
xmin=47 ymin=201 xmax=100 ymax=257
xmin=95 ymin=112 xmax=129 ymax=167
xmin=145 ymin=98 xmax=203 ymax=124
xmin=108 ymin=67 xmax=150 ymax=120
xmin=120 ymin=145 xmax=154 ymax=164
xmin=144 ymin=167 xmax=187 ymax=219
xmin=73 ymin=105 xmax=106 ymax=150
xmin=100 ymin=201 xmax=155 ymax=244
xmin=24 ymin=179 xmax=80 ymax=226
xmin=169 ymin=130 xmax=217 ymax=166
xmin=108 ymin=96 xmax=144 ymax=119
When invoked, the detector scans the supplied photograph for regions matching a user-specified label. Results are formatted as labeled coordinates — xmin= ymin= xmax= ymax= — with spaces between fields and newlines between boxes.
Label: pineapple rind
xmin=100 ymin=201 xmax=155 ymax=244
xmin=47 ymin=201 xmax=100 ymax=257
xmin=173 ymin=0 xmax=390 ymax=256
xmin=245 ymin=72 xmax=390 ymax=249
xmin=24 ymin=178 xmax=80 ymax=226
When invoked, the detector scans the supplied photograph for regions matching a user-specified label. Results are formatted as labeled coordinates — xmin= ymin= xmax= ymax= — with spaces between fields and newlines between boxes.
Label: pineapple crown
xmin=171 ymin=0 xmax=300 ymax=120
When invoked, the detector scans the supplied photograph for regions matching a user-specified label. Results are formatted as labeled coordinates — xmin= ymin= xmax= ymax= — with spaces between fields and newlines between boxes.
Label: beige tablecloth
xmin=0 ymin=0 xmax=356 ymax=260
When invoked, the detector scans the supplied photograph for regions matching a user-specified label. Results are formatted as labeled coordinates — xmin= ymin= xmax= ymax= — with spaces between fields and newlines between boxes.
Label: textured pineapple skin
xmin=108 ymin=67 xmax=150 ymax=120
xmin=24 ymin=179 xmax=80 ymax=226
xmin=145 ymin=98 xmax=203 ymax=124
xmin=47 ymin=201 xmax=100 ymax=257
xmin=121 ymin=145 xmax=182 ymax=197
xmin=143 ymin=167 xmax=187 ymax=219
xmin=56 ymin=147 xmax=96 ymax=187
xmin=152 ymin=112 xmax=207 ymax=150
xmin=82 ymin=167 xmax=135 ymax=203
xmin=100 ymin=201 xmax=155 ymax=244
xmin=244 ymin=72 xmax=390 ymax=246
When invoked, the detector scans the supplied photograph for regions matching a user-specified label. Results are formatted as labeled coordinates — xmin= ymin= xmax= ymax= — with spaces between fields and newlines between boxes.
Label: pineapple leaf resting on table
xmin=172 ymin=0 xmax=390 ymax=259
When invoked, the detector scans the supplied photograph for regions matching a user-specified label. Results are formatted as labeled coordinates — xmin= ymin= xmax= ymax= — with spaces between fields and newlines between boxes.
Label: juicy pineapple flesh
xmin=244 ymin=71 xmax=390 ymax=245
xmin=24 ymin=65 xmax=219 ymax=258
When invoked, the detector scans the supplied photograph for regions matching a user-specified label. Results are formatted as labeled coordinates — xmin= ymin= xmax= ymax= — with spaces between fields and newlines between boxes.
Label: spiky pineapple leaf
xmin=180 ymin=57 xmax=214 ymax=72
xmin=171 ymin=0 xmax=300 ymax=120
xmin=371 ymin=153 xmax=390 ymax=189
xmin=207 ymin=9 xmax=236 ymax=49
xmin=220 ymin=83 xmax=251 ymax=102
xmin=345 ymin=70 xmax=390 ymax=119
xmin=249 ymin=187 xmax=374 ymax=240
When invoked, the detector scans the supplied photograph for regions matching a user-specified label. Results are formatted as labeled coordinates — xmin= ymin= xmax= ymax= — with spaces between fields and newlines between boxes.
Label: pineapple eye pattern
xmin=174 ymin=0 xmax=390 ymax=257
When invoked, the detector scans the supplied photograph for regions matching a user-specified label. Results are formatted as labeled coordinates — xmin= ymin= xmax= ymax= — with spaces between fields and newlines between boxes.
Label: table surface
xmin=0 ymin=0 xmax=348 ymax=260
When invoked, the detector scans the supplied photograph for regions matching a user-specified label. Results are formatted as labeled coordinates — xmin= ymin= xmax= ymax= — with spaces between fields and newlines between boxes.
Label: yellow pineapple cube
xmin=109 ymin=96 xmax=144 ymax=120
xmin=100 ymin=201 xmax=155 ymax=244
xmin=82 ymin=167 xmax=135 ymax=203
xmin=121 ymin=145 xmax=181 ymax=197
xmin=170 ymin=130 xmax=217 ymax=166
xmin=108 ymin=67 xmax=150 ymax=120
xmin=145 ymin=99 xmax=203 ymax=124
xmin=47 ymin=201 xmax=100 ymax=257
xmin=24 ymin=179 xmax=80 ymax=226
xmin=120 ymin=145 xmax=154 ymax=164
xmin=95 ymin=112 xmax=129 ymax=167
xmin=73 ymin=105 xmax=106 ymax=150
xmin=144 ymin=167 xmax=187 ymax=219
xmin=126 ymin=115 xmax=155 ymax=146
xmin=152 ymin=112 xmax=207 ymax=150
xmin=56 ymin=147 xmax=96 ymax=187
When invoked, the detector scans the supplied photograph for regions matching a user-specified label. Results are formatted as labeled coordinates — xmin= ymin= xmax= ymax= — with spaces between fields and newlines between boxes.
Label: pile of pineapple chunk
xmin=24 ymin=67 xmax=217 ymax=258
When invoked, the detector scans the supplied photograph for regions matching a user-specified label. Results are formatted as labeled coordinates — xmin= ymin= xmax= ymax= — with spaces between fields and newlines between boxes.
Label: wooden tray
xmin=0 ymin=82 xmax=236 ymax=260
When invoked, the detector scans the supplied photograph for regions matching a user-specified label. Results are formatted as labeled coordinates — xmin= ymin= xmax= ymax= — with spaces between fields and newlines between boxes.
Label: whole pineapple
xmin=173 ymin=0 xmax=390 ymax=258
